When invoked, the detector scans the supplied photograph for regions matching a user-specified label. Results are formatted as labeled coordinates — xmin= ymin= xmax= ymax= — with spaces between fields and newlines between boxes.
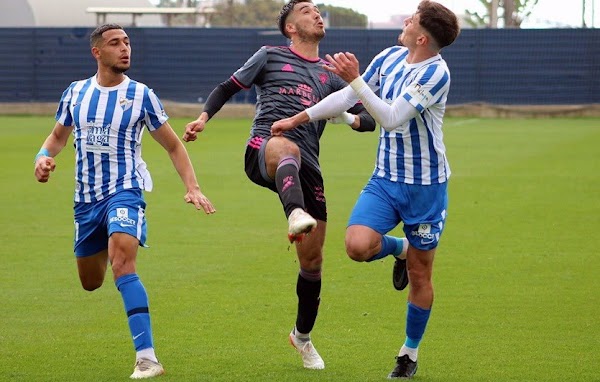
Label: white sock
xmin=136 ymin=347 xmax=158 ymax=363
xmin=399 ymin=344 xmax=418 ymax=362
xmin=395 ymin=238 xmax=409 ymax=260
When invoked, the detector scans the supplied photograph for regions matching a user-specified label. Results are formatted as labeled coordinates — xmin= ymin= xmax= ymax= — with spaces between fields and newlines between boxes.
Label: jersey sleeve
xmin=232 ymin=46 xmax=268 ymax=88
xmin=143 ymin=87 xmax=169 ymax=131
xmin=55 ymin=82 xmax=76 ymax=126
xmin=402 ymin=64 xmax=450 ymax=112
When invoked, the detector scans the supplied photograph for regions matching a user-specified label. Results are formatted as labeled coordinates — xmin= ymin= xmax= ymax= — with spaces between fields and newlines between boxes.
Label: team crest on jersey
xmin=319 ymin=73 xmax=328 ymax=84
xmin=119 ymin=97 xmax=133 ymax=111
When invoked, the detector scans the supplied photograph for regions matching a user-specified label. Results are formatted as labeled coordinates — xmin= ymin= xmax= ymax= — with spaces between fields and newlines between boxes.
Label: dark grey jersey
xmin=233 ymin=46 xmax=348 ymax=170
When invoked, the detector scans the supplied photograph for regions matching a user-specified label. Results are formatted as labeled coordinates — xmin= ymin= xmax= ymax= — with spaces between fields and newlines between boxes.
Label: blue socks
xmin=404 ymin=302 xmax=431 ymax=349
xmin=366 ymin=236 xmax=406 ymax=262
xmin=115 ymin=273 xmax=153 ymax=351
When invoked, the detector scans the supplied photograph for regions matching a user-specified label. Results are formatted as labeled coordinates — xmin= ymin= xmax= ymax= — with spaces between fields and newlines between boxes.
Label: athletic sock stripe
xmin=127 ymin=307 xmax=149 ymax=317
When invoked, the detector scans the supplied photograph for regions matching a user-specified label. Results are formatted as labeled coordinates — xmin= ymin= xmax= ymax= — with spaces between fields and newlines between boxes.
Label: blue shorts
xmin=348 ymin=176 xmax=448 ymax=250
xmin=73 ymin=189 xmax=147 ymax=257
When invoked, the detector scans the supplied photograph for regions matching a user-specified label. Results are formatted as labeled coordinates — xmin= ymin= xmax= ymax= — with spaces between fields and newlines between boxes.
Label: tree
xmin=465 ymin=0 xmax=539 ymax=28
xmin=152 ymin=0 xmax=369 ymax=28
xmin=315 ymin=4 xmax=368 ymax=28
xmin=210 ymin=0 xmax=285 ymax=27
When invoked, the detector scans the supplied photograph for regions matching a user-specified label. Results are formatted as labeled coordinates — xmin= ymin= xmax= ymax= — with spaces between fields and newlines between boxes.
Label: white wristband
xmin=349 ymin=76 xmax=369 ymax=94
xmin=340 ymin=111 xmax=355 ymax=125
xmin=328 ymin=111 xmax=354 ymax=125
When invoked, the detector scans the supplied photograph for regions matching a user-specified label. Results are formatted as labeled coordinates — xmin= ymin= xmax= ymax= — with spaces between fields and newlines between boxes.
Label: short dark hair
xmin=90 ymin=23 xmax=124 ymax=47
xmin=277 ymin=0 xmax=312 ymax=38
xmin=417 ymin=0 xmax=460 ymax=49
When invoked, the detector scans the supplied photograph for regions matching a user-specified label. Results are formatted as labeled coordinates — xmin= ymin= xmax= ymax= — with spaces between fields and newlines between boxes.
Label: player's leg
xmin=106 ymin=190 xmax=164 ymax=379
xmin=345 ymin=225 xmax=407 ymax=263
xmin=388 ymin=246 xmax=434 ymax=379
xmin=264 ymin=136 xmax=317 ymax=242
xmin=345 ymin=177 xmax=409 ymax=289
xmin=288 ymin=165 xmax=327 ymax=369
xmin=244 ymin=136 xmax=316 ymax=242
xmin=389 ymin=182 xmax=448 ymax=379
xmin=76 ymin=250 xmax=109 ymax=291
xmin=289 ymin=220 xmax=326 ymax=370
xmin=74 ymin=200 xmax=110 ymax=291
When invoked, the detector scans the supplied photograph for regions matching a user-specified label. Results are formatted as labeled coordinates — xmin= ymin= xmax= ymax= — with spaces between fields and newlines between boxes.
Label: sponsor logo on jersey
xmin=406 ymin=82 xmax=432 ymax=105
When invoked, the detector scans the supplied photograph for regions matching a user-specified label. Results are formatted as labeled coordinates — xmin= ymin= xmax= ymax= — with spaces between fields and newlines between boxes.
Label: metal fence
xmin=1 ymin=27 xmax=599 ymax=105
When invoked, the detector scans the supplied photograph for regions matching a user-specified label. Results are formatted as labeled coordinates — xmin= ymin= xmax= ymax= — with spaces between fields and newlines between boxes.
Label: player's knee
xmin=80 ymin=278 xmax=103 ymax=291
xmin=407 ymin=267 xmax=431 ymax=290
xmin=345 ymin=236 xmax=372 ymax=262
xmin=299 ymin=253 xmax=322 ymax=270
xmin=273 ymin=137 xmax=301 ymax=160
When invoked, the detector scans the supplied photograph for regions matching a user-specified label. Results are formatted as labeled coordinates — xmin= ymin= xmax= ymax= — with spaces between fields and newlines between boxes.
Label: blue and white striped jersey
xmin=363 ymin=46 xmax=451 ymax=185
xmin=55 ymin=75 xmax=168 ymax=203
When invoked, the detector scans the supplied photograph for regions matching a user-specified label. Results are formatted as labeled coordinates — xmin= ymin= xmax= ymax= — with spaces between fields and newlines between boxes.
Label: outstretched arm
xmin=271 ymin=85 xmax=359 ymax=135
xmin=323 ymin=52 xmax=419 ymax=131
xmin=152 ymin=123 xmax=216 ymax=214
xmin=183 ymin=78 xmax=243 ymax=142
xmin=34 ymin=122 xmax=72 ymax=183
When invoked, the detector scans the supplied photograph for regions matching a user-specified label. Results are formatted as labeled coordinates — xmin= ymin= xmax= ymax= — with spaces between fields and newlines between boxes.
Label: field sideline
xmin=0 ymin=116 xmax=599 ymax=381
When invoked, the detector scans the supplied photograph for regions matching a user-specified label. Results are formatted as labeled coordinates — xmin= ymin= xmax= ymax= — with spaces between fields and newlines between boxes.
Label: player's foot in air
xmin=289 ymin=329 xmax=325 ymax=369
xmin=388 ymin=354 xmax=417 ymax=379
xmin=288 ymin=208 xmax=317 ymax=243
xmin=392 ymin=257 xmax=409 ymax=291
xmin=130 ymin=358 xmax=165 ymax=379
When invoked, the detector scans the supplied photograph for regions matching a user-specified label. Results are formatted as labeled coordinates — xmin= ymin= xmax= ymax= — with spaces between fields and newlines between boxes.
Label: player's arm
xmin=323 ymin=52 xmax=419 ymax=131
xmin=151 ymin=123 xmax=216 ymax=214
xmin=271 ymin=85 xmax=358 ymax=135
xmin=345 ymin=102 xmax=376 ymax=132
xmin=34 ymin=122 xmax=72 ymax=183
xmin=348 ymin=77 xmax=419 ymax=131
xmin=183 ymin=78 xmax=243 ymax=142
xmin=183 ymin=78 xmax=244 ymax=142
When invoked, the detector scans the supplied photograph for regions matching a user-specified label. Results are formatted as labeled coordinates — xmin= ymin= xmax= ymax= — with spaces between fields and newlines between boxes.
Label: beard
xmin=398 ymin=32 xmax=406 ymax=46
xmin=297 ymin=27 xmax=325 ymax=44
xmin=111 ymin=64 xmax=129 ymax=74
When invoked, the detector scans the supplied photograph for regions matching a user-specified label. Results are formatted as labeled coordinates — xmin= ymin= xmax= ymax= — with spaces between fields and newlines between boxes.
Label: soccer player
xmin=271 ymin=1 xmax=460 ymax=378
xmin=33 ymin=24 xmax=216 ymax=379
xmin=183 ymin=0 xmax=376 ymax=370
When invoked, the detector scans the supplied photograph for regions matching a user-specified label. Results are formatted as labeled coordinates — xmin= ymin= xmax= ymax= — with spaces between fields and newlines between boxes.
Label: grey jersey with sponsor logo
xmin=233 ymin=46 xmax=348 ymax=170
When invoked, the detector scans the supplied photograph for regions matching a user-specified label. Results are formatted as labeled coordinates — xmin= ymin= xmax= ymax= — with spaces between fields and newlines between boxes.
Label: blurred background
xmin=0 ymin=0 xmax=598 ymax=116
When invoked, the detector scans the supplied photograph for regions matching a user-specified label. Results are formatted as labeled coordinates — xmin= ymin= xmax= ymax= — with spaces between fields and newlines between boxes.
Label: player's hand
xmin=323 ymin=52 xmax=361 ymax=83
xmin=182 ymin=118 xmax=207 ymax=142
xmin=34 ymin=156 xmax=56 ymax=183
xmin=271 ymin=117 xmax=300 ymax=136
xmin=184 ymin=188 xmax=216 ymax=214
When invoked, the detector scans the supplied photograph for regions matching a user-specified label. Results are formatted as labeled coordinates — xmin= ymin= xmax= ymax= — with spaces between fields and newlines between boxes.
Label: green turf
xmin=1 ymin=116 xmax=599 ymax=381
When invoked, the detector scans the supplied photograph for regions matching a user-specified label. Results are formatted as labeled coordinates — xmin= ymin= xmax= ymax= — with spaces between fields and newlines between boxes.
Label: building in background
xmin=0 ymin=0 xmax=163 ymax=27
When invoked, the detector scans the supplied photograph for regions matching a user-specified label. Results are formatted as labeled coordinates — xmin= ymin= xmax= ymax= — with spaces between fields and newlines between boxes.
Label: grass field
xmin=1 ymin=115 xmax=599 ymax=381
